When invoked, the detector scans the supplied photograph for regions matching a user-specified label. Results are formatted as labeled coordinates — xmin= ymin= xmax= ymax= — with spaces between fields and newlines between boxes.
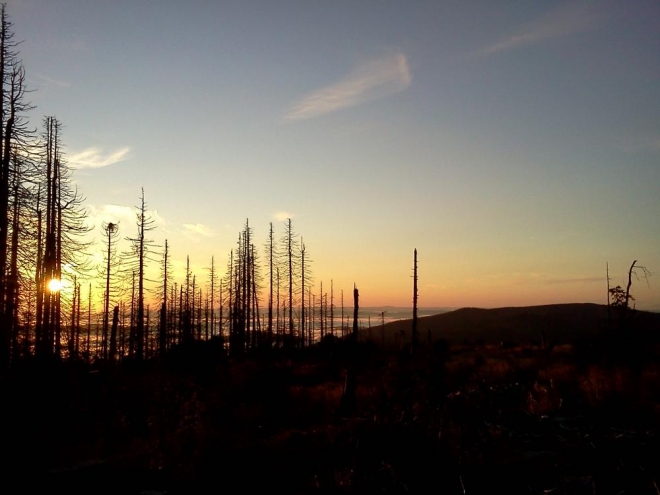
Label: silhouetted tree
xmin=412 ymin=248 xmax=418 ymax=350
xmin=625 ymin=260 xmax=650 ymax=310
xmin=227 ymin=220 xmax=261 ymax=352
xmin=85 ymin=282 xmax=92 ymax=362
xmin=6 ymin=159 xmax=28 ymax=361
xmin=265 ymin=222 xmax=276 ymax=345
xmin=100 ymin=221 xmax=119 ymax=360
xmin=609 ymin=260 xmax=651 ymax=313
xmin=609 ymin=285 xmax=629 ymax=309
xmin=34 ymin=117 xmax=62 ymax=357
xmin=352 ymin=284 xmax=359 ymax=342
xmin=281 ymin=218 xmax=298 ymax=346
xmin=181 ymin=255 xmax=193 ymax=343
xmin=330 ymin=279 xmax=334 ymax=337
xmin=30 ymin=117 xmax=90 ymax=360
xmin=124 ymin=188 xmax=157 ymax=360
xmin=67 ymin=276 xmax=81 ymax=360
xmin=0 ymin=5 xmax=34 ymax=366
xmin=208 ymin=255 xmax=217 ymax=338
xmin=299 ymin=237 xmax=313 ymax=347
xmin=339 ymin=283 xmax=360 ymax=415
xmin=158 ymin=239 xmax=170 ymax=357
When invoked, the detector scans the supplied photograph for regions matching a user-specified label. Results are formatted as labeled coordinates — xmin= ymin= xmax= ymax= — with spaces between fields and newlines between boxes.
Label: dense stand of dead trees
xmin=0 ymin=2 xmax=655 ymax=375
xmin=0 ymin=4 xmax=577 ymax=371
xmin=0 ymin=9 xmax=350 ymax=367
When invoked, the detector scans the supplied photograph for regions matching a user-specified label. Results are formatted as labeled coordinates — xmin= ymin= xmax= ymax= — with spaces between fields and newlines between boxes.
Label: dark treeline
xmin=0 ymin=4 xmax=89 ymax=368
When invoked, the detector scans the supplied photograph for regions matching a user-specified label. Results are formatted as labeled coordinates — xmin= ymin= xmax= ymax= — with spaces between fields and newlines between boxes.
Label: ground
xmin=2 ymin=335 xmax=659 ymax=494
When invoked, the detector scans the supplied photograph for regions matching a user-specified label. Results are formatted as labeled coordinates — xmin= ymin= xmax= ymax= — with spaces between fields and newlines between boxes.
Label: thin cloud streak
xmin=284 ymin=51 xmax=411 ymax=121
xmin=478 ymin=2 xmax=604 ymax=56
xmin=69 ymin=147 xmax=131 ymax=169
xmin=85 ymin=204 xmax=166 ymax=232
xmin=32 ymin=72 xmax=72 ymax=88
xmin=182 ymin=223 xmax=214 ymax=238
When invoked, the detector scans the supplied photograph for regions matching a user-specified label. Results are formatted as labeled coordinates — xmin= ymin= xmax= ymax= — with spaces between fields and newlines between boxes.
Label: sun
xmin=48 ymin=279 xmax=62 ymax=292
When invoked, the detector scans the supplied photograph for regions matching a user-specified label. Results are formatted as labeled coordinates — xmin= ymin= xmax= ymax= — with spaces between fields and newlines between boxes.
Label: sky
xmin=5 ymin=0 xmax=660 ymax=310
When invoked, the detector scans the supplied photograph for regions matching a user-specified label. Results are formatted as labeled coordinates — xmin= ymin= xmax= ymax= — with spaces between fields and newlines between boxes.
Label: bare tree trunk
xmin=606 ymin=261 xmax=611 ymax=330
xmin=268 ymin=222 xmax=274 ymax=346
xmin=300 ymin=239 xmax=306 ymax=347
xmin=7 ymin=170 xmax=20 ymax=362
xmin=68 ymin=275 xmax=76 ymax=359
xmin=287 ymin=219 xmax=294 ymax=346
xmin=159 ymin=302 xmax=166 ymax=357
xmin=625 ymin=259 xmax=637 ymax=310
xmin=76 ymin=283 xmax=81 ymax=357
xmin=135 ymin=189 xmax=147 ymax=360
xmin=339 ymin=284 xmax=359 ymax=415
xmin=219 ymin=280 xmax=223 ymax=344
xmin=86 ymin=283 xmax=91 ymax=363
xmin=412 ymin=248 xmax=418 ymax=351
xmin=102 ymin=222 xmax=117 ymax=360
xmin=109 ymin=305 xmax=119 ymax=362
xmin=352 ymin=284 xmax=359 ymax=342
xmin=210 ymin=255 xmax=215 ymax=338
xmin=330 ymin=279 xmax=334 ymax=337
xmin=319 ymin=282 xmax=324 ymax=340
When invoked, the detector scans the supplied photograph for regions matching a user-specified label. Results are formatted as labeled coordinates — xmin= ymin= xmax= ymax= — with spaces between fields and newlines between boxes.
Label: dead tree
xmin=209 ymin=255 xmax=216 ymax=338
xmin=624 ymin=260 xmax=651 ymax=310
xmin=299 ymin=237 xmax=313 ymax=347
xmin=109 ymin=305 xmax=119 ymax=361
xmin=352 ymin=284 xmax=359 ymax=342
xmin=266 ymin=222 xmax=275 ymax=345
xmin=330 ymin=279 xmax=334 ymax=337
xmin=158 ymin=239 xmax=170 ymax=357
xmin=339 ymin=283 xmax=360 ymax=415
xmin=125 ymin=188 xmax=157 ymax=360
xmin=101 ymin=221 xmax=119 ymax=360
xmin=281 ymin=218 xmax=298 ymax=347
xmin=412 ymin=248 xmax=418 ymax=350
xmin=0 ymin=6 xmax=34 ymax=366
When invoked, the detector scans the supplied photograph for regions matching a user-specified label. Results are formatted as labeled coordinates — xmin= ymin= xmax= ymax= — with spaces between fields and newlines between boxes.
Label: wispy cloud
xmin=182 ymin=223 xmax=215 ymax=239
xmin=84 ymin=205 xmax=136 ymax=243
xmin=69 ymin=147 xmax=131 ymax=169
xmin=478 ymin=3 xmax=604 ymax=56
xmin=273 ymin=211 xmax=294 ymax=222
xmin=86 ymin=204 xmax=136 ymax=227
xmin=85 ymin=204 xmax=166 ymax=233
xmin=31 ymin=72 xmax=72 ymax=89
xmin=284 ymin=51 xmax=411 ymax=121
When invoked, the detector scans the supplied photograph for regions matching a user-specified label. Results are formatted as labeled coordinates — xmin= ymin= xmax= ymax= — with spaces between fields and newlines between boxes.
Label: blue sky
xmin=7 ymin=0 xmax=660 ymax=309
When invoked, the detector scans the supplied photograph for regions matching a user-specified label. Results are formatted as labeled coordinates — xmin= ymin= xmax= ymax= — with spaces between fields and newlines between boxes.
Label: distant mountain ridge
xmin=363 ymin=303 xmax=660 ymax=346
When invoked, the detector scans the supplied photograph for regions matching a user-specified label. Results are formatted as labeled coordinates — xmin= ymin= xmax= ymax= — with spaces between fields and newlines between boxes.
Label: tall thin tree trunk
xmin=268 ymin=222 xmax=273 ymax=345
xmin=87 ymin=283 xmax=91 ymax=363
xmin=625 ymin=260 xmax=637 ymax=310
xmin=109 ymin=305 xmax=119 ymax=361
xmin=412 ymin=248 xmax=418 ymax=350
xmin=287 ymin=219 xmax=293 ymax=345
xmin=352 ymin=284 xmax=359 ymax=342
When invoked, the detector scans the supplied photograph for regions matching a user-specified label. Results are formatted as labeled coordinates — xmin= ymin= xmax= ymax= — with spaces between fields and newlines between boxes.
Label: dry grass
xmin=4 ymin=338 xmax=660 ymax=493
xmin=474 ymin=356 xmax=515 ymax=383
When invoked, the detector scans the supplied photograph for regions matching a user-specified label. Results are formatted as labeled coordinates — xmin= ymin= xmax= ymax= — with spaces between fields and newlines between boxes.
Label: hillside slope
xmin=363 ymin=303 xmax=660 ymax=346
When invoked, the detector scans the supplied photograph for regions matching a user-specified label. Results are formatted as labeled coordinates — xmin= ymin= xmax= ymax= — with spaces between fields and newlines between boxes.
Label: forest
xmin=0 ymin=2 xmax=352 ymax=369
xmin=1 ymin=5 xmax=659 ymax=493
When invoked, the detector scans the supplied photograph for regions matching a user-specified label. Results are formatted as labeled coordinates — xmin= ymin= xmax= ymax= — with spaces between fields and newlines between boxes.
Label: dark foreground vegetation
xmin=2 ymin=309 xmax=660 ymax=494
